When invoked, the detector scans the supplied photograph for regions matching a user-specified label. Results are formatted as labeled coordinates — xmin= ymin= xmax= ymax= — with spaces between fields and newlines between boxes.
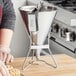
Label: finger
xmin=3 ymin=53 xmax=7 ymax=63
xmin=0 ymin=66 xmax=6 ymax=76
xmin=10 ymin=55 xmax=14 ymax=62
xmin=5 ymin=54 xmax=12 ymax=64
xmin=7 ymin=54 xmax=14 ymax=63
xmin=0 ymin=52 xmax=3 ymax=61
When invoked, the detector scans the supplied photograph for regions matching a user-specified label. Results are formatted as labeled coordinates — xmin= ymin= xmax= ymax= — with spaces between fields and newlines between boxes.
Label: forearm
xmin=0 ymin=28 xmax=13 ymax=47
xmin=0 ymin=29 xmax=14 ymax=63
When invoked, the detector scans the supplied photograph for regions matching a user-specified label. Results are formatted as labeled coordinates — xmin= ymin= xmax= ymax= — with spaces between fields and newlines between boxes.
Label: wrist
xmin=0 ymin=45 xmax=11 ymax=53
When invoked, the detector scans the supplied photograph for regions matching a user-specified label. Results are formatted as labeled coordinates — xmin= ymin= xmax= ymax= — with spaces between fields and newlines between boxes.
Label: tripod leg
xmin=48 ymin=48 xmax=57 ymax=68
xmin=47 ymin=33 xmax=57 ymax=68
xmin=22 ymin=47 xmax=32 ymax=70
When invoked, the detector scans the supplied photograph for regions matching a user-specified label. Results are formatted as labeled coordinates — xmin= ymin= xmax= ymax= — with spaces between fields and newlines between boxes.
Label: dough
xmin=6 ymin=65 xmax=20 ymax=76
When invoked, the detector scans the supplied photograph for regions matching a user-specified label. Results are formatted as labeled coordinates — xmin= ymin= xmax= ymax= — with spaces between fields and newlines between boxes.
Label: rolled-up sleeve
xmin=0 ymin=0 xmax=16 ymax=31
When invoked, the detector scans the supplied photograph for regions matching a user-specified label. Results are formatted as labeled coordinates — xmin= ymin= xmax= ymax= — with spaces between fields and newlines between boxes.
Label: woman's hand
xmin=0 ymin=51 xmax=14 ymax=64
xmin=0 ymin=65 xmax=8 ymax=76
xmin=0 ymin=60 xmax=10 ymax=76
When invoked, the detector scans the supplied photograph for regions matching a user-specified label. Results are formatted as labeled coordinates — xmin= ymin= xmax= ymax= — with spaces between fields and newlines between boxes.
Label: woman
xmin=0 ymin=0 xmax=16 ymax=75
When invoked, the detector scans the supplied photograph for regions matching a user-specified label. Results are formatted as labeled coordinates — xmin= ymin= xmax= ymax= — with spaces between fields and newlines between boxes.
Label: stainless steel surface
xmin=20 ymin=4 xmax=57 ymax=70
xmin=50 ymin=18 xmax=76 ymax=56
